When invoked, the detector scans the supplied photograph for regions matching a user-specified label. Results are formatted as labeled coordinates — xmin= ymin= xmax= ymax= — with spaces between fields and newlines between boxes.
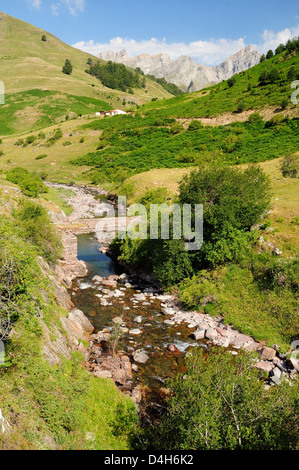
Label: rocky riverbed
xmin=48 ymin=183 xmax=298 ymax=410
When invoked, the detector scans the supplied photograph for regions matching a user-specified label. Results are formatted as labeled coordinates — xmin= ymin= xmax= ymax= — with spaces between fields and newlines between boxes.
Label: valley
xmin=0 ymin=10 xmax=298 ymax=452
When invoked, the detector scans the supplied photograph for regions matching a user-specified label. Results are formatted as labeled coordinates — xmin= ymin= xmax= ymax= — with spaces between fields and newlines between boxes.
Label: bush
xmin=188 ymin=120 xmax=203 ymax=131
xmin=62 ymin=59 xmax=73 ymax=75
xmin=134 ymin=348 xmax=299 ymax=450
xmin=227 ymin=76 xmax=237 ymax=88
xmin=281 ymin=97 xmax=289 ymax=110
xmin=6 ymin=167 xmax=48 ymax=198
xmin=35 ymin=154 xmax=48 ymax=160
xmin=15 ymin=200 xmax=62 ymax=263
xmin=179 ymin=165 xmax=271 ymax=237
xmin=280 ymin=155 xmax=299 ymax=178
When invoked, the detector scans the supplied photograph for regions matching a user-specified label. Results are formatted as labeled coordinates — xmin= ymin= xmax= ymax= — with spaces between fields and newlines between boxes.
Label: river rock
xmin=129 ymin=328 xmax=143 ymax=336
xmin=133 ymin=350 xmax=149 ymax=364
xmin=113 ymin=289 xmax=124 ymax=298
xmin=260 ymin=346 xmax=276 ymax=361
xmin=134 ymin=316 xmax=143 ymax=324
xmin=161 ymin=307 xmax=175 ymax=316
xmin=192 ymin=329 xmax=206 ymax=340
xmin=134 ymin=293 xmax=146 ymax=301
xmin=254 ymin=361 xmax=275 ymax=373
xmin=92 ymin=275 xmax=103 ymax=283
xmin=94 ymin=370 xmax=113 ymax=379
xmin=167 ymin=344 xmax=180 ymax=355
xmin=164 ymin=320 xmax=175 ymax=326
xmin=102 ymin=279 xmax=117 ymax=288
xmin=205 ymin=328 xmax=218 ymax=340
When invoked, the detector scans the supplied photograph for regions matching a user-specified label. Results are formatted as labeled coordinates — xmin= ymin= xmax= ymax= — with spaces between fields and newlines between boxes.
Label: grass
xmin=42 ymin=187 xmax=74 ymax=216
xmin=141 ymin=50 xmax=299 ymax=119
xmin=0 ymin=12 xmax=172 ymax=136
xmin=70 ymin=112 xmax=299 ymax=184
xmin=0 ymin=192 xmax=136 ymax=450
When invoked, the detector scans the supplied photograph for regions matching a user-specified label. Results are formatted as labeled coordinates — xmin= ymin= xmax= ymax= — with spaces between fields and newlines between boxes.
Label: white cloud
xmin=72 ymin=37 xmax=247 ymax=66
xmin=50 ymin=0 xmax=85 ymax=16
xmin=72 ymin=24 xmax=299 ymax=66
xmin=28 ymin=0 xmax=42 ymax=8
xmin=63 ymin=0 xmax=85 ymax=15
xmin=255 ymin=24 xmax=299 ymax=53
xmin=51 ymin=2 xmax=60 ymax=15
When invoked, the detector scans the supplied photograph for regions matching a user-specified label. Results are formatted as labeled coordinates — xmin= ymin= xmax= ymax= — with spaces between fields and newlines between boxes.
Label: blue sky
xmin=1 ymin=0 xmax=299 ymax=64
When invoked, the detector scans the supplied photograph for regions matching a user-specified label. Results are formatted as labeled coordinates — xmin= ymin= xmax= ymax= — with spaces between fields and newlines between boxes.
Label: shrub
xmin=62 ymin=59 xmax=73 ymax=75
xmin=35 ymin=154 xmax=48 ymax=160
xmin=280 ymin=155 xmax=299 ymax=178
xmin=26 ymin=135 xmax=36 ymax=145
xmin=15 ymin=200 xmax=62 ymax=263
xmin=281 ymin=97 xmax=289 ymax=110
xmin=134 ymin=348 xmax=299 ymax=450
xmin=179 ymin=165 xmax=271 ymax=236
xmin=236 ymin=100 xmax=246 ymax=113
xmin=6 ymin=167 xmax=48 ymax=198
xmin=188 ymin=120 xmax=203 ymax=131
xmin=227 ymin=76 xmax=237 ymax=88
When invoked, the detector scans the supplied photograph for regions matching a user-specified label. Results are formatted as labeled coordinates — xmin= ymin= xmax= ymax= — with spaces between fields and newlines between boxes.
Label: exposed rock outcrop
xmin=98 ymin=45 xmax=261 ymax=92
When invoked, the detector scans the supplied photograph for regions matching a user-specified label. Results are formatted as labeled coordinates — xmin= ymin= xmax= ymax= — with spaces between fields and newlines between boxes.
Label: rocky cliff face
xmin=98 ymin=45 xmax=261 ymax=92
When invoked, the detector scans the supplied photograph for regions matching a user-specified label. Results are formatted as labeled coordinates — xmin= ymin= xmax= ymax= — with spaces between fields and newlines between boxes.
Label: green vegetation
xmin=0 ymin=12 xmax=171 ymax=136
xmin=280 ymin=154 xmax=299 ymax=178
xmin=134 ymin=349 xmax=299 ymax=450
xmin=0 ymin=194 xmax=136 ymax=450
xmin=6 ymin=167 xmax=48 ymax=198
xmin=0 ymin=89 xmax=113 ymax=136
xmin=111 ymin=163 xmax=299 ymax=348
xmin=86 ymin=60 xmax=144 ymax=92
xmin=72 ymin=113 xmax=299 ymax=183
xmin=135 ymin=67 xmax=183 ymax=96
xmin=14 ymin=199 xmax=62 ymax=263
xmin=62 ymin=59 xmax=73 ymax=75
xmin=141 ymin=46 xmax=299 ymax=118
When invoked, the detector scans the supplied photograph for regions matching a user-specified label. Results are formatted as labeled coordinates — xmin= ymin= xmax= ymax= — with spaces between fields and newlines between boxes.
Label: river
xmin=70 ymin=232 xmax=207 ymax=396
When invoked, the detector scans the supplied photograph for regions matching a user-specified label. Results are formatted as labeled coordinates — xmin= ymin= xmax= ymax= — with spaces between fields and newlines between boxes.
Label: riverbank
xmin=50 ymin=183 xmax=298 ymax=405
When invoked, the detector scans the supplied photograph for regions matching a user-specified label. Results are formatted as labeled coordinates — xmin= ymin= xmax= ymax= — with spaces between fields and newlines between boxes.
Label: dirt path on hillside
xmin=176 ymin=106 xmax=299 ymax=127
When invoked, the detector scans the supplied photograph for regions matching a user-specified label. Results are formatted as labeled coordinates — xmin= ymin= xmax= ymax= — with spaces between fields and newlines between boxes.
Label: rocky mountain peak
xmin=97 ymin=45 xmax=261 ymax=93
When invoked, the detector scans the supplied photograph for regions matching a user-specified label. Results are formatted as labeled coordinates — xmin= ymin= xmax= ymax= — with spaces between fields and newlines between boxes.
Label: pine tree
xmin=62 ymin=59 xmax=73 ymax=75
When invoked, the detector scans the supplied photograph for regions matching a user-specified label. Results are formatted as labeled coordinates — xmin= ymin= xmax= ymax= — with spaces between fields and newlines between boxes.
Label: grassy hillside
xmin=141 ymin=49 xmax=299 ymax=118
xmin=0 ymin=12 xmax=171 ymax=135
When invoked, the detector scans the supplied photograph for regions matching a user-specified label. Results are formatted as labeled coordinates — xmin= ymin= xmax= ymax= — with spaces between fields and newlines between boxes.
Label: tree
xmin=227 ymin=76 xmax=236 ymax=88
xmin=134 ymin=348 xmax=299 ymax=450
xmin=281 ymin=97 xmax=289 ymax=110
xmin=179 ymin=165 xmax=271 ymax=236
xmin=287 ymin=66 xmax=297 ymax=81
xmin=259 ymin=67 xmax=280 ymax=85
xmin=62 ymin=59 xmax=73 ymax=75
xmin=41 ymin=35 xmax=47 ymax=42
xmin=259 ymin=54 xmax=266 ymax=63
xmin=266 ymin=49 xmax=274 ymax=59
xmin=275 ymin=43 xmax=285 ymax=55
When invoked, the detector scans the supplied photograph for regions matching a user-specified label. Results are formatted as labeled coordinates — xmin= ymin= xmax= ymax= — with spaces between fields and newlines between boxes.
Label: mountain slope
xmin=0 ymin=12 xmax=172 ymax=135
xmin=98 ymin=46 xmax=261 ymax=92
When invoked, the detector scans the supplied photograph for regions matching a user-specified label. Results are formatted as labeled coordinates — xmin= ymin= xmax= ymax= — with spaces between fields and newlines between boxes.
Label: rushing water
xmin=71 ymin=233 xmax=207 ymax=390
